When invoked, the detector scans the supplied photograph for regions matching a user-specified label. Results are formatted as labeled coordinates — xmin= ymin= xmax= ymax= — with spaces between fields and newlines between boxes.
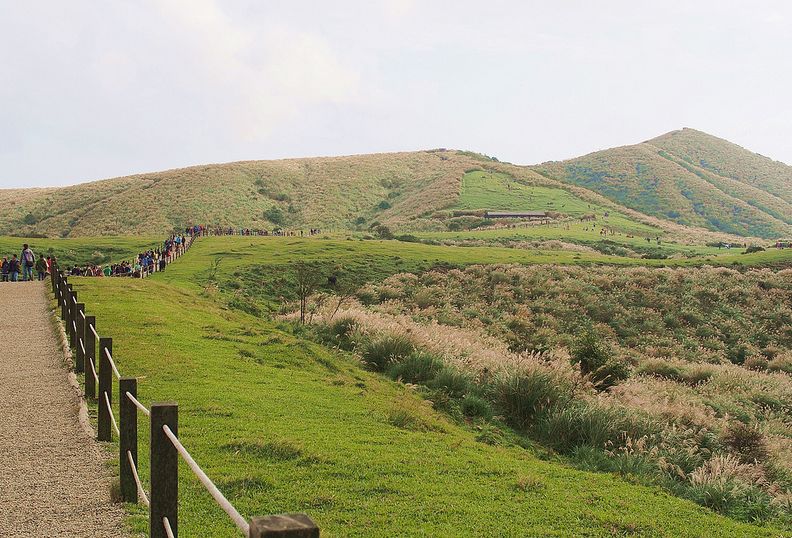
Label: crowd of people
xmin=1 ymin=244 xmax=51 ymax=282
xmin=69 ymin=234 xmax=189 ymax=278
xmin=2 ymin=223 xmax=327 ymax=283
xmin=187 ymin=224 xmax=322 ymax=237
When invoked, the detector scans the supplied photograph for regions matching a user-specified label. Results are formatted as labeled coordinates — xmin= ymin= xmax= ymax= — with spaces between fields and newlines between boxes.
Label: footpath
xmin=0 ymin=281 xmax=124 ymax=536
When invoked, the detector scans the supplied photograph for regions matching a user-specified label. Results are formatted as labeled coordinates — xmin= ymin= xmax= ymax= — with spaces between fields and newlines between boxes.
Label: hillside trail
xmin=0 ymin=281 xmax=124 ymax=537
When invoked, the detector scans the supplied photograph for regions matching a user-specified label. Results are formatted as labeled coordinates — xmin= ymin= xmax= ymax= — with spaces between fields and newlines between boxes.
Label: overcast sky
xmin=1 ymin=0 xmax=790 ymax=188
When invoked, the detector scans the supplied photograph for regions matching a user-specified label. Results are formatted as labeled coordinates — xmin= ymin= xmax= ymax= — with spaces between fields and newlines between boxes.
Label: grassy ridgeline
xmin=64 ymin=236 xmax=789 ymax=536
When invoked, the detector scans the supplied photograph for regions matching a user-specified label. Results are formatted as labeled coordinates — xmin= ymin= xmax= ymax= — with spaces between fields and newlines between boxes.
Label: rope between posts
xmin=127 ymin=450 xmax=150 ymax=507
xmin=104 ymin=347 xmax=121 ymax=379
xmin=88 ymin=354 xmax=99 ymax=384
xmin=163 ymin=517 xmax=175 ymax=538
xmin=162 ymin=425 xmax=250 ymax=535
xmin=126 ymin=391 xmax=150 ymax=417
xmin=72 ymin=320 xmax=76 ymax=333
xmin=104 ymin=392 xmax=120 ymax=436
xmin=72 ymin=295 xmax=77 ymax=304
xmin=90 ymin=324 xmax=99 ymax=340
xmin=79 ymin=338 xmax=85 ymax=355
xmin=80 ymin=310 xmax=86 ymax=320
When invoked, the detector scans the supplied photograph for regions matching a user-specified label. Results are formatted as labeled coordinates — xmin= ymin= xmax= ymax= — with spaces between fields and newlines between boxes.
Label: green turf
xmin=66 ymin=236 xmax=789 ymax=536
xmin=455 ymin=171 xmax=658 ymax=234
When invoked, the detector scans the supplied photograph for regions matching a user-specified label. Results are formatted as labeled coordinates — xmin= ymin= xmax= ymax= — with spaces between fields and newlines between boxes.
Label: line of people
xmin=72 ymin=234 xmax=188 ymax=278
xmin=1 ymin=244 xmax=51 ymax=282
xmin=187 ymin=224 xmax=322 ymax=237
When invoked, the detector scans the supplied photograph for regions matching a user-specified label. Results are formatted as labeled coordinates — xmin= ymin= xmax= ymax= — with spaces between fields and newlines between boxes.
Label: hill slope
xmin=534 ymin=129 xmax=792 ymax=238
xmin=3 ymin=129 xmax=790 ymax=240
xmin=0 ymin=151 xmax=497 ymax=237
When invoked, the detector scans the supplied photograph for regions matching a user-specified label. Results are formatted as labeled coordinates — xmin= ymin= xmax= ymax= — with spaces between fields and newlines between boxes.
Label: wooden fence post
xmin=98 ymin=337 xmax=113 ymax=441
xmin=85 ymin=316 xmax=96 ymax=399
xmin=119 ymin=377 xmax=138 ymax=504
xmin=75 ymin=303 xmax=85 ymax=373
xmin=59 ymin=274 xmax=67 ymax=321
xmin=248 ymin=515 xmax=320 ymax=538
xmin=150 ymin=402 xmax=178 ymax=538
xmin=67 ymin=286 xmax=76 ymax=345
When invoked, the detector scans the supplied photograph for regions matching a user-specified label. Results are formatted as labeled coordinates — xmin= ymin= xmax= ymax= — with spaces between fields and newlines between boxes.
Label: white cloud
xmin=152 ymin=0 xmax=360 ymax=139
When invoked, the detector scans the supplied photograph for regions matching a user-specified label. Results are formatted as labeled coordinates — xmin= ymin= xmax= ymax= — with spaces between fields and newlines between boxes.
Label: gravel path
xmin=0 ymin=281 xmax=125 ymax=537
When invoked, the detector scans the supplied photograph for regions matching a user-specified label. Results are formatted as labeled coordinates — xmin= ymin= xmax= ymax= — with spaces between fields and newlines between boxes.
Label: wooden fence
xmin=51 ymin=236 xmax=319 ymax=537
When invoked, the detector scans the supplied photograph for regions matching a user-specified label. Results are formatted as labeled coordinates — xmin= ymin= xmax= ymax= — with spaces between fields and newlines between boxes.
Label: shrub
xmin=571 ymin=329 xmax=628 ymax=389
xmin=318 ymin=316 xmax=358 ymax=350
xmin=767 ymin=353 xmax=792 ymax=374
xmin=637 ymin=359 xmax=682 ymax=381
xmin=387 ymin=353 xmax=443 ymax=384
xmin=722 ymin=423 xmax=768 ymax=464
xmin=535 ymin=401 xmax=650 ymax=453
xmin=460 ymin=394 xmax=493 ymax=420
xmin=494 ymin=369 xmax=570 ymax=430
xmin=377 ymin=200 xmax=392 ymax=210
xmin=22 ymin=213 xmax=37 ymax=225
xmin=428 ymin=367 xmax=473 ymax=398
xmin=359 ymin=333 xmax=415 ymax=371
xmin=263 ymin=207 xmax=285 ymax=225
xmin=743 ymin=245 xmax=765 ymax=254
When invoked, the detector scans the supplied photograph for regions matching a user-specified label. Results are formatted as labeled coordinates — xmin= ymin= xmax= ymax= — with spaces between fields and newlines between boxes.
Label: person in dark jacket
xmin=1 ymin=257 xmax=8 ymax=282
xmin=35 ymin=256 xmax=48 ymax=281
xmin=8 ymin=254 xmax=20 ymax=282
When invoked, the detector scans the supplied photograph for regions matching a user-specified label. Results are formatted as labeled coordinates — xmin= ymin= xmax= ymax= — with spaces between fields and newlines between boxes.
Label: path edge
xmin=49 ymin=302 xmax=96 ymax=439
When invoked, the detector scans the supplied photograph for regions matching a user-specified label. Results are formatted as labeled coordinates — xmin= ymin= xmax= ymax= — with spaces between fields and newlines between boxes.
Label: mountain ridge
xmin=3 ymin=129 xmax=790 ymax=239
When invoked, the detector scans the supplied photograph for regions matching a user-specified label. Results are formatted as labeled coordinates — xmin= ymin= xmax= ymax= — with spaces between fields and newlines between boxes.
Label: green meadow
xmin=454 ymin=170 xmax=656 ymax=234
xmin=62 ymin=236 xmax=791 ymax=536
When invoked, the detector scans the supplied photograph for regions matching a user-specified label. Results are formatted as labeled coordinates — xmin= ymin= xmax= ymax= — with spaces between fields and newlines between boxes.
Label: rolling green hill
xmin=534 ymin=129 xmax=792 ymax=239
xmin=2 ymin=129 xmax=789 ymax=241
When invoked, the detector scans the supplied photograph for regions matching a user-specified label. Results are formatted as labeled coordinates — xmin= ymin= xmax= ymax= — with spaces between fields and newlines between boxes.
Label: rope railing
xmin=163 ymin=517 xmax=175 ymax=538
xmin=127 ymin=450 xmax=150 ymax=507
xmin=104 ymin=392 xmax=120 ymax=436
xmin=126 ymin=391 xmax=150 ymax=417
xmin=162 ymin=424 xmax=250 ymax=536
xmin=50 ymin=233 xmax=319 ymax=538
xmin=88 ymin=354 xmax=99 ymax=384
xmin=104 ymin=347 xmax=121 ymax=379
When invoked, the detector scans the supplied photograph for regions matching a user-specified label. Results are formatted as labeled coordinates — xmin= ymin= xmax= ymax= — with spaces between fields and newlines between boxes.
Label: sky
xmin=1 ymin=0 xmax=791 ymax=188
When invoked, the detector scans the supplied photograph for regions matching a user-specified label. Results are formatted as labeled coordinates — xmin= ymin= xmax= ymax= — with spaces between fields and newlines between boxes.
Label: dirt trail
xmin=0 ymin=281 xmax=124 ymax=537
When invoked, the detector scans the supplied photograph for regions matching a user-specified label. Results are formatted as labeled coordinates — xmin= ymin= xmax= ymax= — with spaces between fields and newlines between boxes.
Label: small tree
xmin=294 ymin=262 xmax=323 ymax=324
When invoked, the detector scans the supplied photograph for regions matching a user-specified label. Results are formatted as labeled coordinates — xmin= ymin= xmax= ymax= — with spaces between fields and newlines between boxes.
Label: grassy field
xmin=0 ymin=235 xmax=158 ymax=268
xmin=65 ymin=236 xmax=789 ymax=536
xmin=454 ymin=170 xmax=656 ymax=234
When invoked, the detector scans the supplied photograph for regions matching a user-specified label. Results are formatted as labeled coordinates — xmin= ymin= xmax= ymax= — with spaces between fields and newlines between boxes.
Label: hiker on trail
xmin=35 ymin=256 xmax=47 ymax=281
xmin=21 ymin=244 xmax=35 ymax=282
xmin=8 ymin=254 xmax=20 ymax=282
xmin=1 ymin=257 xmax=8 ymax=282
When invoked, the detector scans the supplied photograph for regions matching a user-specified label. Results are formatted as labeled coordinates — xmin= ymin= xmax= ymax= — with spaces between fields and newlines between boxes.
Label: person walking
xmin=35 ymin=255 xmax=47 ymax=281
xmin=1 ymin=257 xmax=8 ymax=282
xmin=20 ymin=244 xmax=35 ymax=282
xmin=8 ymin=254 xmax=20 ymax=282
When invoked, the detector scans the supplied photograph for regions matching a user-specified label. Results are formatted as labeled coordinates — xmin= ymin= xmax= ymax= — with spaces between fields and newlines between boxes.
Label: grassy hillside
xmin=3 ymin=128 xmax=789 ymax=242
xmin=0 ymin=151 xmax=482 ymax=237
xmin=650 ymin=128 xmax=792 ymax=205
xmin=66 ymin=236 xmax=789 ymax=536
xmin=534 ymin=129 xmax=792 ymax=239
